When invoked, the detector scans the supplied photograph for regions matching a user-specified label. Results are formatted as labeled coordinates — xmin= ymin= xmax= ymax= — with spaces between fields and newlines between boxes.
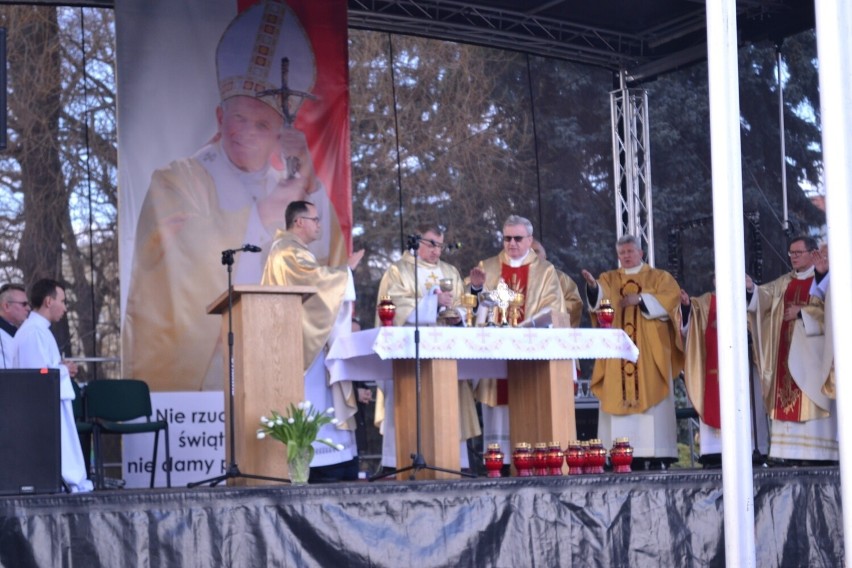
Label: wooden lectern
xmin=207 ymin=285 xmax=316 ymax=485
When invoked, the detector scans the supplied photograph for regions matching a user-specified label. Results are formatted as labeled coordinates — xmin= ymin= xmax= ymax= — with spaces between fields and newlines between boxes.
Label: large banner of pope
xmin=116 ymin=0 xmax=351 ymax=393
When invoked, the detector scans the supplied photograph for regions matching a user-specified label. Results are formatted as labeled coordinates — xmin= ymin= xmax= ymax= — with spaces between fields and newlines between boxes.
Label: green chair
xmin=85 ymin=379 xmax=171 ymax=489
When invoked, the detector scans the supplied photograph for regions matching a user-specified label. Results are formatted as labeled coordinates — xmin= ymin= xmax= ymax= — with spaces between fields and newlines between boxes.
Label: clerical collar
xmin=0 ymin=316 xmax=16 ymax=337
xmin=406 ymin=250 xmax=438 ymax=269
xmin=623 ymin=262 xmax=644 ymax=275
xmin=285 ymin=230 xmax=309 ymax=248
xmin=221 ymin=143 xmax=271 ymax=198
xmin=507 ymin=250 xmax=530 ymax=268
xmin=197 ymin=140 xmax=274 ymax=209
xmin=795 ymin=266 xmax=815 ymax=279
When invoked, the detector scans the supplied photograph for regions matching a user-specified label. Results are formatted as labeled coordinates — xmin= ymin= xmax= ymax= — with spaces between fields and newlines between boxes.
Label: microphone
xmin=444 ymin=241 xmax=463 ymax=251
xmin=222 ymin=244 xmax=261 ymax=255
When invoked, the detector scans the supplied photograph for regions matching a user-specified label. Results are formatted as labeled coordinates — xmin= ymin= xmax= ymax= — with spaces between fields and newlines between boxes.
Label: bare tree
xmin=0 ymin=6 xmax=118 ymax=372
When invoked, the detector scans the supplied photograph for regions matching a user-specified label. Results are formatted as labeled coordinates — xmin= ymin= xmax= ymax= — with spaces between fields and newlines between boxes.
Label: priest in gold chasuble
xmin=581 ymin=235 xmax=683 ymax=465
xmin=261 ymin=200 xmax=365 ymax=474
xmin=747 ymin=236 xmax=837 ymax=463
xmin=372 ymin=224 xmax=480 ymax=470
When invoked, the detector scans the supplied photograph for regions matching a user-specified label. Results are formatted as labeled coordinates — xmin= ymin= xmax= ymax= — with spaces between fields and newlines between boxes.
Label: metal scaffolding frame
xmin=346 ymin=0 xmax=814 ymax=83
xmin=610 ymin=83 xmax=654 ymax=264
xmin=348 ymin=0 xmax=645 ymax=70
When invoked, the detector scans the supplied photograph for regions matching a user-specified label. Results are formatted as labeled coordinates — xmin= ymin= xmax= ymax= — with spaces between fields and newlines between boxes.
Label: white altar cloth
xmin=326 ymin=327 xmax=638 ymax=383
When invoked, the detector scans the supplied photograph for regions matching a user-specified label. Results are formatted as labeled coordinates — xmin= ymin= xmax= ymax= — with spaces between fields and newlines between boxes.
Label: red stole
xmin=702 ymin=294 xmax=721 ymax=429
xmin=773 ymin=276 xmax=813 ymax=421
xmin=496 ymin=263 xmax=531 ymax=405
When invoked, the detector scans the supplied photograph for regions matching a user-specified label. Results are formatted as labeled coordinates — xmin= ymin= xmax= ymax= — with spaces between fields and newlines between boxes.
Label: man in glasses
xmin=0 ymin=283 xmax=30 ymax=368
xmin=262 ymin=200 xmax=365 ymax=482
xmin=373 ymin=224 xmax=480 ymax=473
xmin=580 ymin=235 xmax=683 ymax=470
xmin=14 ymin=279 xmax=92 ymax=493
xmin=747 ymin=235 xmax=838 ymax=465
xmin=468 ymin=215 xmax=565 ymax=467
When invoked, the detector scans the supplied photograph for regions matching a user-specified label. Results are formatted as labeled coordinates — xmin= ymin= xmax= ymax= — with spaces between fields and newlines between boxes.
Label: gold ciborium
xmin=507 ymin=292 xmax=525 ymax=327
xmin=480 ymin=278 xmax=517 ymax=326
xmin=461 ymin=293 xmax=478 ymax=327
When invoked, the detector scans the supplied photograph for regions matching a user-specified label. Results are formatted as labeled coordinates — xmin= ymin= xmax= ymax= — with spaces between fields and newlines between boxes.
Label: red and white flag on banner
xmin=237 ymin=0 xmax=352 ymax=244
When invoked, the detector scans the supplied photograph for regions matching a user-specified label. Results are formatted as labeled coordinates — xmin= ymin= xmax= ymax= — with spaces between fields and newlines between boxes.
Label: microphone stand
xmin=747 ymin=331 xmax=768 ymax=466
xmin=188 ymin=247 xmax=289 ymax=487
xmin=371 ymin=235 xmax=474 ymax=481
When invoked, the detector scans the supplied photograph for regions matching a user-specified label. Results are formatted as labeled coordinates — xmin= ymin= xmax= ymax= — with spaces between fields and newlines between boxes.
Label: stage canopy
xmin=50 ymin=0 xmax=815 ymax=82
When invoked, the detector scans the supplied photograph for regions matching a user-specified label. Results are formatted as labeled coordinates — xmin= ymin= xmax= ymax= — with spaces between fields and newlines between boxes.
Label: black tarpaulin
xmin=0 ymin=468 xmax=842 ymax=567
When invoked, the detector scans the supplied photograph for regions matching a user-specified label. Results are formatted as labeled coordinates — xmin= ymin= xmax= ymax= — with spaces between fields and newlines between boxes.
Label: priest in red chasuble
xmin=581 ymin=235 xmax=683 ymax=469
xmin=468 ymin=215 xmax=565 ymax=462
xmin=747 ymin=235 xmax=838 ymax=464
xmin=681 ymin=287 xmax=769 ymax=467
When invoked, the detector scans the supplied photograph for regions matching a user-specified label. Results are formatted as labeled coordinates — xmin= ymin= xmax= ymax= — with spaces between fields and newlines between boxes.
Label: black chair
xmin=71 ymin=381 xmax=95 ymax=483
xmin=71 ymin=381 xmax=95 ymax=436
xmin=85 ymin=379 xmax=171 ymax=489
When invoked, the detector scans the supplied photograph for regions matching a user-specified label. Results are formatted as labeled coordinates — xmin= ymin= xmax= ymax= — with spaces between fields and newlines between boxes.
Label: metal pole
xmin=776 ymin=47 xmax=790 ymax=233
xmin=814 ymin=2 xmax=852 ymax=565
xmin=705 ymin=0 xmax=756 ymax=565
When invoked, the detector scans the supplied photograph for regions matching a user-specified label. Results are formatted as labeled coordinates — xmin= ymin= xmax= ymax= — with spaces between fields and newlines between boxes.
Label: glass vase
xmin=287 ymin=443 xmax=314 ymax=485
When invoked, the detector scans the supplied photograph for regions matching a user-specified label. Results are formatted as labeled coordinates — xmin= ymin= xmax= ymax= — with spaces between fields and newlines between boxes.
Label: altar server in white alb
xmin=14 ymin=279 xmax=93 ymax=493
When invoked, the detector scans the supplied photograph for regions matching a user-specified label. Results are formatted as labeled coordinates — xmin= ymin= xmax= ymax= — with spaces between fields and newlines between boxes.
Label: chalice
xmin=477 ymin=290 xmax=498 ymax=327
xmin=437 ymin=278 xmax=461 ymax=326
xmin=461 ymin=293 xmax=478 ymax=327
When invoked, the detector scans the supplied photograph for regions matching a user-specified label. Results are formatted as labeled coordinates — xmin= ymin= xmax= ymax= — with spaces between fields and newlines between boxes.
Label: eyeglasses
xmin=7 ymin=300 xmax=29 ymax=308
xmin=787 ymin=250 xmax=813 ymax=257
xmin=503 ymin=235 xmax=528 ymax=243
xmin=298 ymin=216 xmax=321 ymax=224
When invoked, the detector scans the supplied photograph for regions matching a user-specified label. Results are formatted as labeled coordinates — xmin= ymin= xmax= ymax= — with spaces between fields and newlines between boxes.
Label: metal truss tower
xmin=610 ymin=81 xmax=654 ymax=265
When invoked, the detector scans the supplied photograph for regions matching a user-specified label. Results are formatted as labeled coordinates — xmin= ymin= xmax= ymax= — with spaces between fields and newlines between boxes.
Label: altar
xmin=326 ymin=327 xmax=638 ymax=478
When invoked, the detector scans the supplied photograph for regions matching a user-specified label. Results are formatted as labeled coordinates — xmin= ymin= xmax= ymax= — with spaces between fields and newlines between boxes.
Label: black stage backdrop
xmin=0 ymin=467 xmax=842 ymax=567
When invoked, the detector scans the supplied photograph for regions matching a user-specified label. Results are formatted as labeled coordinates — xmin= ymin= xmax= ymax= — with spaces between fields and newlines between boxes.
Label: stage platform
xmin=0 ymin=467 xmax=842 ymax=567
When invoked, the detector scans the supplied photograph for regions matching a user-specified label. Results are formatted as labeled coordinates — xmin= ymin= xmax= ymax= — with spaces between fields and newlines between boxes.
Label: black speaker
xmin=0 ymin=368 xmax=62 ymax=495
xmin=575 ymin=407 xmax=599 ymax=442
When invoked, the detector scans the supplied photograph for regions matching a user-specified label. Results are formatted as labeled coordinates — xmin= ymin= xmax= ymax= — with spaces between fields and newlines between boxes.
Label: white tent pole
xmin=705 ymin=1 xmax=756 ymax=566
xmin=814 ymin=1 xmax=852 ymax=565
